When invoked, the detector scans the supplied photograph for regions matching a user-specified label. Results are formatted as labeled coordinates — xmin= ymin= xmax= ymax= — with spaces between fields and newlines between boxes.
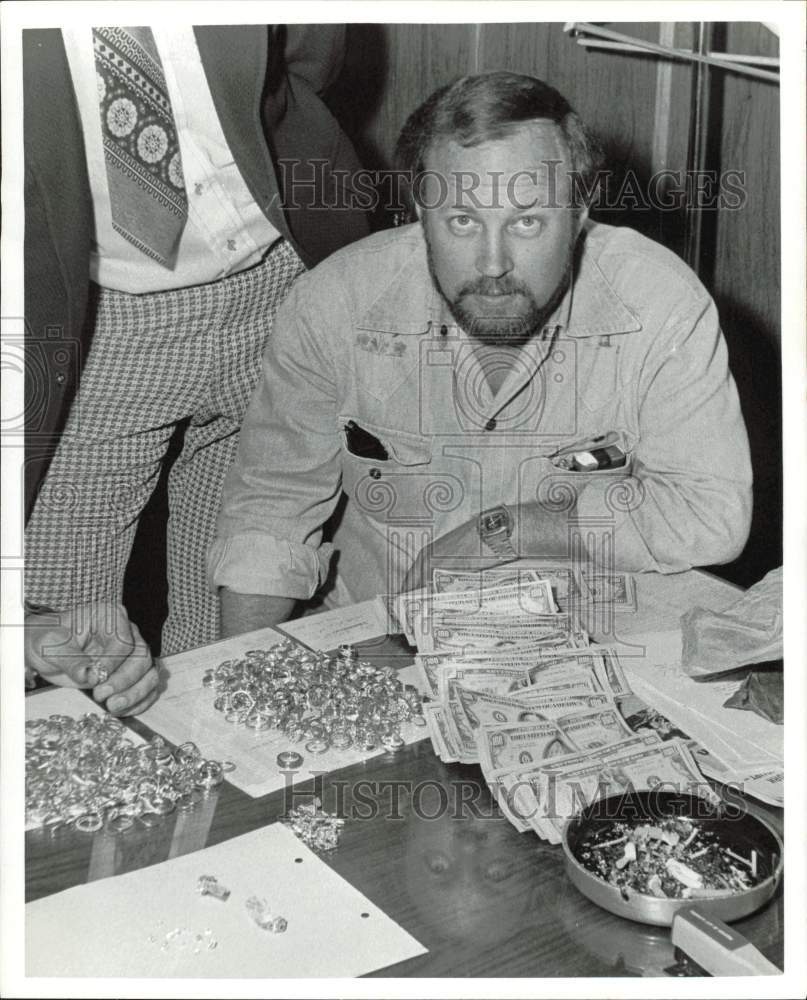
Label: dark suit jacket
xmin=23 ymin=24 xmax=369 ymax=519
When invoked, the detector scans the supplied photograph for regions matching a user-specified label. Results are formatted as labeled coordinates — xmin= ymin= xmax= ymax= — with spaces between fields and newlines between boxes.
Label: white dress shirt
xmin=63 ymin=25 xmax=282 ymax=293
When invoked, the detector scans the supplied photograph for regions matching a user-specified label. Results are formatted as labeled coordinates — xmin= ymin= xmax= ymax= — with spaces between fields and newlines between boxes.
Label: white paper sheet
xmin=140 ymin=627 xmax=427 ymax=798
xmin=25 ymin=684 xmax=119 ymax=724
xmin=279 ymin=599 xmax=389 ymax=651
xmin=25 ymin=687 xmax=147 ymax=831
xmin=157 ymin=624 xmax=289 ymax=669
xmin=620 ymin=630 xmax=784 ymax=804
xmin=26 ymin=822 xmax=426 ymax=977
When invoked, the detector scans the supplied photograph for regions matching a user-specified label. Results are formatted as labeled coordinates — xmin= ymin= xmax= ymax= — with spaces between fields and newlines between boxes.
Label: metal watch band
xmin=479 ymin=506 xmax=518 ymax=562
xmin=484 ymin=531 xmax=518 ymax=561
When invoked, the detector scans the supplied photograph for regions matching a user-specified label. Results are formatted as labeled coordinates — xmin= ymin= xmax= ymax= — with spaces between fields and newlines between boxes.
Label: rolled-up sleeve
xmin=208 ymin=273 xmax=346 ymax=597
xmin=574 ymin=294 xmax=752 ymax=572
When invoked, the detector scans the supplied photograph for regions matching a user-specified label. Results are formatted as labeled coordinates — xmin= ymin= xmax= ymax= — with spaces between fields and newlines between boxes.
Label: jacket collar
xmin=356 ymin=227 xmax=441 ymax=336
xmin=356 ymin=221 xmax=643 ymax=339
xmin=558 ymin=222 xmax=643 ymax=338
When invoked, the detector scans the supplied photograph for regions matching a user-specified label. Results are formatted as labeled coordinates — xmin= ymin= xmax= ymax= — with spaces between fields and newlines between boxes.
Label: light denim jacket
xmin=209 ymin=221 xmax=752 ymax=607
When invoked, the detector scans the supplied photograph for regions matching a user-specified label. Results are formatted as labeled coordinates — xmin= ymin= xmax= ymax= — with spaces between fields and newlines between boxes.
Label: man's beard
xmin=427 ymin=238 xmax=577 ymax=348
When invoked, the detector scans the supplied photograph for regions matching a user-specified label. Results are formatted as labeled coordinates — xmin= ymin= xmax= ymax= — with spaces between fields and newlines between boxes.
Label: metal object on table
xmin=671 ymin=905 xmax=781 ymax=974
xmin=562 ymin=791 xmax=783 ymax=927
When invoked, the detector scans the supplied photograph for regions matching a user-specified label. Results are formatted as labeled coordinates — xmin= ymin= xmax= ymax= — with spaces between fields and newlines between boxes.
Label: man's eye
xmin=448 ymin=215 xmax=476 ymax=233
xmin=513 ymin=216 xmax=541 ymax=233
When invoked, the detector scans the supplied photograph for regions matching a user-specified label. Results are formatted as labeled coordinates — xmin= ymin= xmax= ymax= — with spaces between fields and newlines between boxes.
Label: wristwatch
xmin=478 ymin=505 xmax=518 ymax=562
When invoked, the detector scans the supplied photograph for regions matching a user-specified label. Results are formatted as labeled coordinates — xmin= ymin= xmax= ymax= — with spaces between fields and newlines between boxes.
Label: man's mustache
xmin=457 ymin=276 xmax=532 ymax=298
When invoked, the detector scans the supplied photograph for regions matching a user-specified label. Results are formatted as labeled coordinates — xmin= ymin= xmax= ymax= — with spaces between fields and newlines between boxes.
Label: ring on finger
xmin=91 ymin=660 xmax=109 ymax=686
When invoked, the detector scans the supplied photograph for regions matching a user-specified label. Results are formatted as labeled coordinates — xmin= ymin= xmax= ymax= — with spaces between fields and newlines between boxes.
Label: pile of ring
xmin=26 ymin=713 xmax=229 ymax=834
xmin=202 ymin=640 xmax=425 ymax=756
xmin=285 ymin=797 xmax=345 ymax=852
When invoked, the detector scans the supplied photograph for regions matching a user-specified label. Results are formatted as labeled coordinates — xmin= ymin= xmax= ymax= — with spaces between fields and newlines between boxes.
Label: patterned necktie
xmin=93 ymin=26 xmax=187 ymax=266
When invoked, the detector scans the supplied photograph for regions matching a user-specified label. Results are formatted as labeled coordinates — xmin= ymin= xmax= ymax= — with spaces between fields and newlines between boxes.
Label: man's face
xmin=418 ymin=121 xmax=584 ymax=346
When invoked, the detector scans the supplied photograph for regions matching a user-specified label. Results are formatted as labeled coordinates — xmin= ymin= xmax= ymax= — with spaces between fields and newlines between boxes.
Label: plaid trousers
xmin=25 ymin=240 xmax=305 ymax=655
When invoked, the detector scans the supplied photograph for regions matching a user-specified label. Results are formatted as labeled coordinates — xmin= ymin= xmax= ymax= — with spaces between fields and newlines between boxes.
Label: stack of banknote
xmin=391 ymin=567 xmax=714 ymax=843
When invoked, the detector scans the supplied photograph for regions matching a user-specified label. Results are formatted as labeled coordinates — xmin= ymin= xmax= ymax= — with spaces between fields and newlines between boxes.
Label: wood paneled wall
xmin=708 ymin=22 xmax=781 ymax=587
xmin=328 ymin=21 xmax=782 ymax=586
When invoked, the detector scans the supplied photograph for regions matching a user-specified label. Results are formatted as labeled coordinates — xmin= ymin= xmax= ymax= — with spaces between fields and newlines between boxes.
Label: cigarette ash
xmin=575 ymin=815 xmax=767 ymax=900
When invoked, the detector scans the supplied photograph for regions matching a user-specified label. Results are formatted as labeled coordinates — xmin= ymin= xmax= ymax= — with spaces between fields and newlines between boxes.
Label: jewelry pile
xmin=285 ymin=796 xmax=345 ymax=852
xmin=202 ymin=640 xmax=425 ymax=758
xmin=26 ymin=712 xmax=229 ymax=833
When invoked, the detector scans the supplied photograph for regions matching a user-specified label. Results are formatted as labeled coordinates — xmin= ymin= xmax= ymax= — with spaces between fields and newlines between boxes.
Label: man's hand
xmin=400 ymin=517 xmax=503 ymax=594
xmin=24 ymin=602 xmax=159 ymax=717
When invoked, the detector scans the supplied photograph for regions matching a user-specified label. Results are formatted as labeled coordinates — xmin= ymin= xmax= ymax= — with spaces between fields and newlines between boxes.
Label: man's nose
xmin=476 ymin=232 xmax=513 ymax=278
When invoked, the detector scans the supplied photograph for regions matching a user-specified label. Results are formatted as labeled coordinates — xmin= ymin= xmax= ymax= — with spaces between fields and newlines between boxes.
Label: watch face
xmin=482 ymin=511 xmax=506 ymax=534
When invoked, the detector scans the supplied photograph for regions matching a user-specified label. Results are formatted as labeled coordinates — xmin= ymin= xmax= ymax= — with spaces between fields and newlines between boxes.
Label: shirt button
xmin=226 ymin=239 xmax=237 ymax=252
xmin=369 ymin=468 xmax=382 ymax=480
xmin=194 ymin=183 xmax=204 ymax=196
xmin=485 ymin=418 xmax=497 ymax=431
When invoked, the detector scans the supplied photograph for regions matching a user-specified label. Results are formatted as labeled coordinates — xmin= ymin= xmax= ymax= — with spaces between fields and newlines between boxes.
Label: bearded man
xmin=210 ymin=72 xmax=751 ymax=634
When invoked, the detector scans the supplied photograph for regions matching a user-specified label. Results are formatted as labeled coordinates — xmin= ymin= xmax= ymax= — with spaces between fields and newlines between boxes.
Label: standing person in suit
xmin=22 ymin=24 xmax=369 ymax=715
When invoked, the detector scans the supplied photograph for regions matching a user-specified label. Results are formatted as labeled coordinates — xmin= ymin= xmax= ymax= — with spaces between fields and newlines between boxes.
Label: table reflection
xmin=400 ymin=782 xmax=547 ymax=948
xmin=79 ymin=787 xmax=222 ymax=884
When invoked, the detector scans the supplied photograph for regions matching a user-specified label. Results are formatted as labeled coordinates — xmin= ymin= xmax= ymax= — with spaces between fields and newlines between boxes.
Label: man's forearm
xmin=512 ymin=502 xmax=576 ymax=559
xmin=219 ymin=589 xmax=296 ymax=638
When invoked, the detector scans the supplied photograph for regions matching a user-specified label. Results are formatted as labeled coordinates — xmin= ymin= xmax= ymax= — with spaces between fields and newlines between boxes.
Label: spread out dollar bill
xmin=536 ymin=739 xmax=717 ymax=842
xmin=493 ymin=735 xmax=716 ymax=842
xmin=488 ymin=733 xmax=664 ymax=836
xmin=423 ymin=701 xmax=458 ymax=762
xmin=447 ymin=686 xmax=617 ymax=763
xmin=403 ymin=568 xmax=717 ymax=842
xmin=415 ymin=638 xmax=591 ymax=697
xmin=377 ymin=589 xmax=425 ymax=641
xmin=422 ymin=626 xmax=588 ymax=657
xmin=582 ymin=572 xmax=637 ymax=610
xmin=436 ymin=665 xmax=535 ymax=763
xmin=514 ymin=562 xmax=593 ymax=608
xmin=381 ymin=579 xmax=559 ymax=645
xmin=417 ymin=618 xmax=576 ymax=655
xmin=421 ymin=577 xmax=552 ymax=613
xmin=437 ymin=666 xmax=605 ymax=764
xmin=424 ymin=578 xmax=556 ymax=617
xmin=515 ymin=648 xmax=632 ymax=699
xmin=432 ymin=567 xmax=550 ymax=595
xmin=477 ymin=706 xmax=634 ymax=777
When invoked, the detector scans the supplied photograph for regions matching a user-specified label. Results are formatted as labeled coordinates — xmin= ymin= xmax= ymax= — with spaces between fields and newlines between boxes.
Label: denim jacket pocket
xmin=338 ymin=416 xmax=464 ymax=524
xmin=548 ymin=428 xmax=637 ymax=475
xmin=339 ymin=416 xmax=432 ymax=465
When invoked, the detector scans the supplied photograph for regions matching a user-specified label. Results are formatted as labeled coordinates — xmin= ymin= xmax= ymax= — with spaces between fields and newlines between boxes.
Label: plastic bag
xmin=680 ymin=567 xmax=783 ymax=725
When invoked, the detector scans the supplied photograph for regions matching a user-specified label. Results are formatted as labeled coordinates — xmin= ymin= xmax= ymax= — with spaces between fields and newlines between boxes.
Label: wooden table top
xmin=25 ymin=569 xmax=783 ymax=977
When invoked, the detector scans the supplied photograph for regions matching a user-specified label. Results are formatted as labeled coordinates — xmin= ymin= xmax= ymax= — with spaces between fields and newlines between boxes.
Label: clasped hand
xmin=24 ymin=602 xmax=159 ymax=716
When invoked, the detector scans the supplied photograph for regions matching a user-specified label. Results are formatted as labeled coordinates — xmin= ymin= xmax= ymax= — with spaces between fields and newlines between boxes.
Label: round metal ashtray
xmin=562 ymin=791 xmax=783 ymax=926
